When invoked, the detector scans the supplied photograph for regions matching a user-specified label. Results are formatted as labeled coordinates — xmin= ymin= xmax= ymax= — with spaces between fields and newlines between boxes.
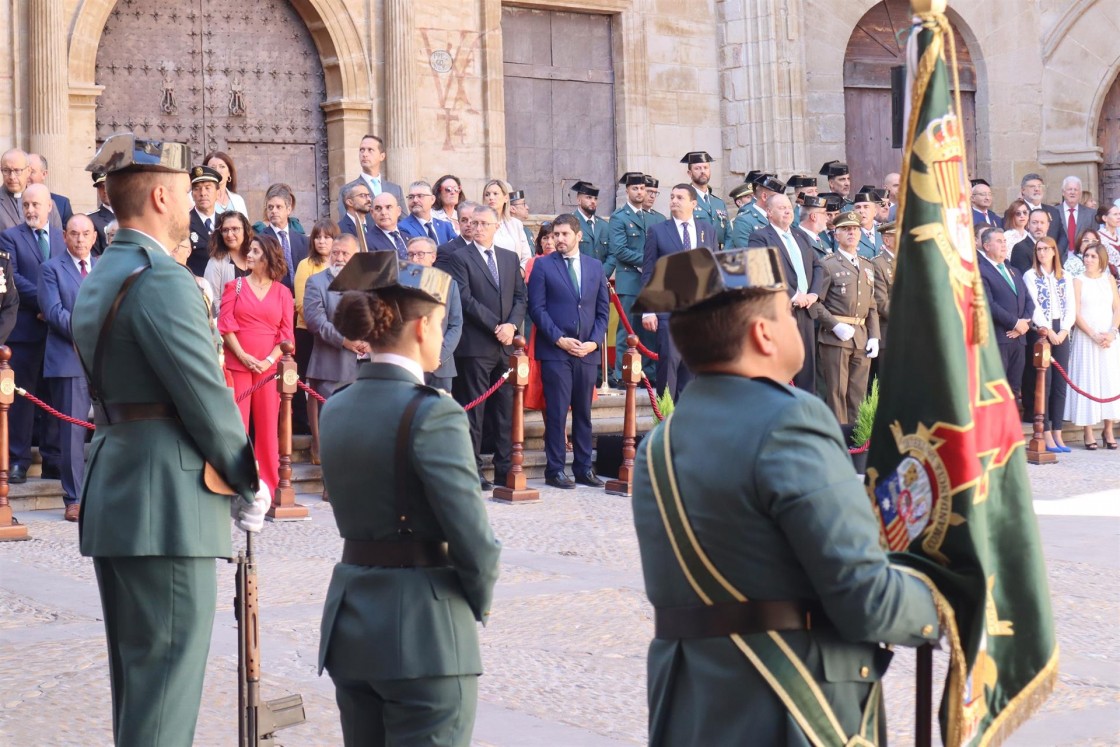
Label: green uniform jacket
xmin=692 ymin=190 xmax=729 ymax=246
xmin=318 ymin=363 xmax=501 ymax=680
xmin=577 ymin=212 xmax=610 ymax=263
xmin=73 ymin=229 xmax=259 ymax=558
xmin=645 ymin=209 xmax=668 ymax=227
xmin=604 ymin=204 xmax=647 ymax=296
xmin=632 ymin=375 xmax=939 ymax=745
xmin=728 ymin=202 xmax=768 ymax=248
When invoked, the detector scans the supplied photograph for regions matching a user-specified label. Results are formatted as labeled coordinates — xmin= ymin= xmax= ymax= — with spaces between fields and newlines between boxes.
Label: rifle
xmin=233 ymin=532 xmax=307 ymax=746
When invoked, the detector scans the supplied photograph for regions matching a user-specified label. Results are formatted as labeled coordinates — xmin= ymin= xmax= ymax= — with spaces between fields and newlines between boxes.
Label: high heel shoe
xmin=1045 ymin=446 xmax=1064 ymax=454
xmin=1105 ymin=439 xmax=1118 ymax=450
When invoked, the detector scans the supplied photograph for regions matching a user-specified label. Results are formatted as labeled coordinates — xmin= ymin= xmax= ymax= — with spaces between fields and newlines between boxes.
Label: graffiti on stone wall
xmin=419 ymin=29 xmax=482 ymax=151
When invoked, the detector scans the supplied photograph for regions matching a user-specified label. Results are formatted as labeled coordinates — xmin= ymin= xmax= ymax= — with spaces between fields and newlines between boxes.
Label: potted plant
xmin=842 ymin=378 xmax=877 ymax=475
xmin=657 ymin=386 xmax=675 ymax=421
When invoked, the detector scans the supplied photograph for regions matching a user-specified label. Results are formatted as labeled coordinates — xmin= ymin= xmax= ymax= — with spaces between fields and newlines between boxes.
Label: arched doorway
xmin=94 ymin=0 xmax=329 ymax=219
xmin=1098 ymin=73 xmax=1120 ymax=205
xmin=842 ymin=0 xmax=978 ymax=191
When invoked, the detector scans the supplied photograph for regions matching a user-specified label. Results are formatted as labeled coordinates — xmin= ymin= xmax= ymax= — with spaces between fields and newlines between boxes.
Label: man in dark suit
xmin=187 ymin=164 xmax=220 ymax=276
xmin=1 ymin=149 xmax=63 ymax=233
xmin=447 ymin=205 xmax=527 ymax=489
xmin=747 ymin=193 xmax=823 ymax=392
xmin=336 ymin=134 xmax=403 ymax=219
xmin=338 ymin=182 xmax=375 ymax=253
xmin=795 ymin=194 xmax=831 ymax=258
xmin=0 ymin=183 xmax=64 ymax=483
xmin=407 ymin=236 xmax=463 ymax=392
xmin=28 ymin=154 xmax=73 ymax=230
xmin=305 ymin=233 xmax=366 ymax=398
xmin=435 ymin=202 xmax=476 ymax=270
xmin=366 ymin=193 xmax=409 ymax=259
xmin=38 ymin=214 xmax=96 ymax=521
xmin=970 ymin=178 xmax=1002 ymax=228
xmin=1052 ymin=175 xmax=1096 ymax=255
xmin=641 ymin=184 xmax=718 ymax=399
xmin=399 ymin=180 xmax=457 ymax=245
xmin=1019 ymin=173 xmax=1062 ymax=240
xmin=529 ymin=215 xmax=609 ymax=489
xmin=1009 ymin=208 xmax=1053 ymax=274
xmin=977 ymin=227 xmax=1034 ymax=408
xmin=87 ymin=171 xmax=115 ymax=256
xmin=258 ymin=182 xmax=309 ymax=292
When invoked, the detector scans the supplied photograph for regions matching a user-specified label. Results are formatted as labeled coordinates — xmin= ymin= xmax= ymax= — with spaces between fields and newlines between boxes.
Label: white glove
xmin=233 ymin=483 xmax=271 ymax=533
xmin=832 ymin=322 xmax=856 ymax=342
xmin=866 ymin=338 xmax=880 ymax=359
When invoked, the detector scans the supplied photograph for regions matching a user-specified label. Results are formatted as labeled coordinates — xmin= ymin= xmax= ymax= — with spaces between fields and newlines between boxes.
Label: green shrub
xmin=852 ymin=378 xmax=878 ymax=447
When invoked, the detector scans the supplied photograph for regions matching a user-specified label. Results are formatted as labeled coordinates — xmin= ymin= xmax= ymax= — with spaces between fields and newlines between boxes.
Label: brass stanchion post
xmin=605 ymin=334 xmax=641 ymax=496
xmin=493 ymin=336 xmax=540 ymax=503
xmin=268 ymin=341 xmax=310 ymax=520
xmin=0 ymin=347 xmax=28 ymax=540
xmin=1026 ymin=339 xmax=1056 ymax=465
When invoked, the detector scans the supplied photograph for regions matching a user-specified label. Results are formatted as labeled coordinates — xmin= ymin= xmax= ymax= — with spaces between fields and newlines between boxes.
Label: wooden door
xmin=1098 ymin=75 xmax=1120 ymax=205
xmin=502 ymin=7 xmax=617 ymax=215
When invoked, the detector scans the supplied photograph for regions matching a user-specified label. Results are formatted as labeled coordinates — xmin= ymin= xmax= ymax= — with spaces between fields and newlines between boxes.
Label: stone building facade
xmin=0 ymin=0 xmax=1115 ymax=218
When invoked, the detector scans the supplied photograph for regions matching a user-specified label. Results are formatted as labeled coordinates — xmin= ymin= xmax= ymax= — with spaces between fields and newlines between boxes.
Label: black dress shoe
xmin=573 ymin=471 xmax=604 ymax=487
xmin=9 ymin=465 xmax=27 ymax=484
xmin=40 ymin=464 xmax=61 ymax=480
xmin=492 ymin=472 xmax=508 ymax=488
xmin=545 ymin=474 xmax=576 ymax=490
xmin=479 ymin=476 xmax=494 ymax=491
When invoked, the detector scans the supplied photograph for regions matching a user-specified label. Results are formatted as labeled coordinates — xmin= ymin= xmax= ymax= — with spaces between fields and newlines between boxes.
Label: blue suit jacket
xmin=52 ymin=193 xmax=74 ymax=231
xmin=971 ymin=207 xmax=1003 ymax=229
xmin=258 ymin=224 xmax=309 ymax=291
xmin=399 ymin=214 xmax=456 ymax=245
xmin=528 ymin=252 xmax=610 ymax=362
xmin=0 ymin=223 xmax=65 ymax=342
xmin=641 ymin=218 xmax=718 ymax=290
xmin=856 ymin=228 xmax=883 ymax=260
xmin=367 ymin=225 xmax=407 ymax=258
xmin=978 ymin=257 xmax=1034 ymax=347
xmin=38 ymin=253 xmax=92 ymax=377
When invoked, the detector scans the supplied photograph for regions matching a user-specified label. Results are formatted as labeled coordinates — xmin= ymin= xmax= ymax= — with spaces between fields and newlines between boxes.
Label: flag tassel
xmin=971 ymin=270 xmax=989 ymax=347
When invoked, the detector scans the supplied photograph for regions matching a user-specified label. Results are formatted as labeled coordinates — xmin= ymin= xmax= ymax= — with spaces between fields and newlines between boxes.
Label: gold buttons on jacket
xmin=859 ymin=666 xmax=870 ymax=678
xmin=922 ymin=624 xmax=934 ymax=636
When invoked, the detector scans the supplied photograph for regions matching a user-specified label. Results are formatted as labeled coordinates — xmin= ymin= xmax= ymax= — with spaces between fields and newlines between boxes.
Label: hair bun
xmin=333 ymin=291 xmax=398 ymax=343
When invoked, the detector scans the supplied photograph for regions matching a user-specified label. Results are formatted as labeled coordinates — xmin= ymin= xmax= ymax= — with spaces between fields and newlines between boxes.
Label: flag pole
xmin=916 ymin=643 xmax=933 ymax=747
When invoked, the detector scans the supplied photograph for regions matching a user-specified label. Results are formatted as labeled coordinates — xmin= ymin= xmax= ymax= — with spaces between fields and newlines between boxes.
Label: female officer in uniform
xmin=317 ymin=251 xmax=501 ymax=746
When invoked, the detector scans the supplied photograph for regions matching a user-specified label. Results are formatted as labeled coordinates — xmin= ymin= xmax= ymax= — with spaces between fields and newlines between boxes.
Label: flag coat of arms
xmin=865 ymin=2 xmax=1058 ymax=745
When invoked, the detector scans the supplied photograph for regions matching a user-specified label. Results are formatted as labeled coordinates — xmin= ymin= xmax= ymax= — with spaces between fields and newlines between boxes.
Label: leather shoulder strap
xmin=394 ymin=387 xmax=437 ymax=535
xmin=81 ymin=262 xmax=151 ymax=401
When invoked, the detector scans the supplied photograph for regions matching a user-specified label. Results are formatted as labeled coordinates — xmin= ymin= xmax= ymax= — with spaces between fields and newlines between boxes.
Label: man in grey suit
xmin=305 ymin=234 xmax=366 ymax=402
xmin=336 ymin=134 xmax=403 ymax=219
xmin=406 ymin=236 xmax=462 ymax=391
xmin=1 ymin=149 xmax=62 ymax=233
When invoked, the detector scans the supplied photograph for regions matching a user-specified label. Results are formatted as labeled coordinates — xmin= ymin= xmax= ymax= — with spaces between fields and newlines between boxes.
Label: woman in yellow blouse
xmin=295 ymin=218 xmax=340 ymax=463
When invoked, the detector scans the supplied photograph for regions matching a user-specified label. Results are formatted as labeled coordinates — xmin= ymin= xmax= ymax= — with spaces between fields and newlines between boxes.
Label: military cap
xmin=749 ymin=172 xmax=775 ymax=187
xmin=85 ymin=132 xmax=192 ymax=175
xmin=569 ymin=181 xmax=600 ymax=197
xmin=744 ymin=169 xmax=765 ymax=184
xmin=728 ymin=182 xmax=754 ymax=201
xmin=680 ymin=151 xmax=714 ymax=165
xmin=800 ymin=195 xmax=828 ymax=209
xmin=833 ymin=211 xmax=861 ymax=229
xmin=819 ymin=192 xmax=844 ymax=212
xmin=877 ymin=221 xmax=897 ymax=235
xmin=787 ymin=175 xmax=817 ymax=190
xmin=634 ymin=247 xmax=787 ymax=315
xmin=643 ymin=175 xmax=660 ymax=188
xmin=508 ymin=190 xmax=526 ymax=202
xmin=852 ymin=191 xmax=878 ymax=205
xmin=329 ymin=250 xmax=452 ymax=305
xmin=619 ymin=172 xmax=647 ymax=187
xmin=970 ymin=178 xmax=990 ymax=189
xmin=819 ymin=160 xmax=849 ymax=178
xmin=858 ymin=184 xmax=878 ymax=195
xmin=754 ymin=175 xmax=787 ymax=195
xmin=91 ymin=171 xmax=107 ymax=187
xmin=190 ymin=165 xmax=222 ymax=185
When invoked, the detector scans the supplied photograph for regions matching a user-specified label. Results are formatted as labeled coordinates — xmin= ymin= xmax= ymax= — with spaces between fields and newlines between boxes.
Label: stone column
xmin=384 ymin=0 xmax=418 ymax=186
xmin=28 ymin=0 xmax=69 ymax=193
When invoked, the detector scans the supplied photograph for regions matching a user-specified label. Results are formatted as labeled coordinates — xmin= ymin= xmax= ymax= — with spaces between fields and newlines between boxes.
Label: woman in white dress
xmin=1023 ymin=236 xmax=1076 ymax=452
xmin=482 ymin=178 xmax=532 ymax=269
xmin=432 ymin=174 xmax=463 ymax=233
xmin=1065 ymin=244 xmax=1120 ymax=449
xmin=1096 ymin=204 xmax=1120 ymax=283
xmin=206 ymin=151 xmax=249 ymax=217
xmin=1001 ymin=199 xmax=1030 ymax=249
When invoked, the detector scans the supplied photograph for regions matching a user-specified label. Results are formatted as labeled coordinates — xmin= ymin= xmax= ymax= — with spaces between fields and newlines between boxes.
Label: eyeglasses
xmin=0 ymin=167 xmax=27 ymax=176
xmin=406 ymin=251 xmax=435 ymax=259
xmin=1014 ymin=210 xmax=1028 ymax=216
xmin=407 ymin=193 xmax=433 ymax=200
xmin=219 ymin=226 xmax=243 ymax=234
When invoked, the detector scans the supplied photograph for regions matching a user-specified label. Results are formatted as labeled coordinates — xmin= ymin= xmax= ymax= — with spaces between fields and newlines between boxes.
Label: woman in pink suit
xmin=219 ymin=234 xmax=294 ymax=491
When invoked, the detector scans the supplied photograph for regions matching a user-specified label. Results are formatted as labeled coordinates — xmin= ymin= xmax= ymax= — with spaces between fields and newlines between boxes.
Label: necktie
xmin=278 ymin=229 xmax=294 ymax=281
xmin=1067 ymin=206 xmax=1077 ymax=245
xmin=566 ymin=256 xmax=580 ymax=293
xmin=682 ymin=222 xmax=691 ymax=250
xmin=370 ymin=177 xmax=381 ymax=197
xmin=425 ymin=222 xmax=437 ymax=242
xmin=780 ymin=232 xmax=808 ymax=294
xmin=997 ymin=262 xmax=1016 ymax=294
xmin=79 ymin=259 xmax=88 ymax=278
xmin=391 ymin=230 xmax=408 ymax=260
xmin=485 ymin=249 xmax=500 ymax=288
xmin=36 ymin=229 xmax=49 ymax=261
xmin=204 ymin=218 xmax=212 ymax=233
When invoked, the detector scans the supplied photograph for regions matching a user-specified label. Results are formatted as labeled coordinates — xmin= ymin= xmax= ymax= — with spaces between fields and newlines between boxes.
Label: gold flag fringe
xmin=977 ymin=647 xmax=1060 ymax=747
xmin=971 ymin=269 xmax=989 ymax=347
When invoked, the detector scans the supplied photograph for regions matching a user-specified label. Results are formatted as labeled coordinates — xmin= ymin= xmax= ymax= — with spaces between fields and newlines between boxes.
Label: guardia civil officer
xmin=605 ymin=172 xmax=652 ymax=384
xmin=682 ymin=151 xmax=729 ymax=246
xmin=318 ymin=251 xmax=501 ymax=746
xmin=631 ymin=246 xmax=940 ymax=746
xmin=73 ymin=134 xmax=270 ymax=746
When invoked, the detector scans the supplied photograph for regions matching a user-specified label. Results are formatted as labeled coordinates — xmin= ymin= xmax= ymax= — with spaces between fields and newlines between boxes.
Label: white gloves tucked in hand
xmin=232 ymin=483 xmax=271 ymax=533
xmin=866 ymin=338 xmax=880 ymax=359
xmin=832 ymin=322 xmax=856 ymax=342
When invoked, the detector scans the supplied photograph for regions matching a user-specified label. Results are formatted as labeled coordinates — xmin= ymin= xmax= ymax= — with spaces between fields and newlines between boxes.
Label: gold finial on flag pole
xmin=911 ymin=0 xmax=947 ymax=13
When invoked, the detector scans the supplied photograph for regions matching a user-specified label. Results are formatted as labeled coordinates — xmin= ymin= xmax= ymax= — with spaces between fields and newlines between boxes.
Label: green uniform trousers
xmin=93 ymin=556 xmax=217 ymax=747
xmin=331 ymin=674 xmax=479 ymax=747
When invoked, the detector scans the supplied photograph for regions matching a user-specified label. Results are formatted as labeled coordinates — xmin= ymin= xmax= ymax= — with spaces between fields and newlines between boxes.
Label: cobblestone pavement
xmin=1 ymin=448 xmax=1116 ymax=746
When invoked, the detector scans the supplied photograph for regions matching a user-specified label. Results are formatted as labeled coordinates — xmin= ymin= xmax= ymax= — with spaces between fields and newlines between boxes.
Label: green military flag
xmin=865 ymin=1 xmax=1058 ymax=744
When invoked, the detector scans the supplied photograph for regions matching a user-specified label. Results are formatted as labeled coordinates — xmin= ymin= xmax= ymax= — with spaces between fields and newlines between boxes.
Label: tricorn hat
xmin=86 ymin=132 xmax=191 ymax=176
xmin=508 ymin=190 xmax=526 ymax=202
xmin=634 ymin=247 xmax=787 ymax=315
xmin=787 ymin=175 xmax=818 ymax=190
xmin=643 ymin=175 xmax=660 ymax=189
xmin=329 ymin=251 xmax=452 ymax=305
xmin=680 ymin=151 xmax=714 ymax=165
xmin=569 ymin=181 xmax=600 ymax=197
xmin=91 ymin=171 xmax=107 ymax=187
xmin=970 ymin=178 xmax=991 ymax=189
xmin=619 ymin=172 xmax=646 ymax=187
xmin=754 ymin=175 xmax=788 ymax=194
xmin=800 ymin=195 xmax=828 ymax=209
xmin=819 ymin=160 xmax=849 ymax=178
xmin=852 ymin=191 xmax=878 ymax=205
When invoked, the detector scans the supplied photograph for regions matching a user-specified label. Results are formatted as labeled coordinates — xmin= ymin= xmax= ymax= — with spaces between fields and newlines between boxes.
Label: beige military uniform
xmin=812 ymin=250 xmax=881 ymax=424
xmin=871 ymin=249 xmax=895 ymax=347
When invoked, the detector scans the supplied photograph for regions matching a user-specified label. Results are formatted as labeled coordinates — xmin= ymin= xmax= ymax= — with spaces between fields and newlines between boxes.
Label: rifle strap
xmin=645 ymin=415 xmax=881 ymax=747
xmin=394 ymin=387 xmax=436 ymax=535
xmin=76 ymin=262 xmax=151 ymax=406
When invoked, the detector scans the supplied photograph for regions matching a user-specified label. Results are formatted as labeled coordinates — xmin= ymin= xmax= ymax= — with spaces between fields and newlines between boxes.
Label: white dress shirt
xmin=372 ymin=352 xmax=423 ymax=384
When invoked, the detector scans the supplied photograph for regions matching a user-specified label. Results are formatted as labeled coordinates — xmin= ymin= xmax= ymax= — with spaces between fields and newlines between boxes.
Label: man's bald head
xmin=371 ymin=191 xmax=401 ymax=230
xmin=21 ymin=183 xmax=53 ymax=229
xmin=65 ymin=214 xmax=97 ymax=260
xmin=765 ymin=194 xmax=794 ymax=231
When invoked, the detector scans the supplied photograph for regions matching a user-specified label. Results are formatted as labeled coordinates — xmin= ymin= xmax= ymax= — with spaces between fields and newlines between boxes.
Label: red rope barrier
xmin=297 ymin=379 xmax=327 ymax=404
xmin=15 ymin=388 xmax=95 ymax=430
xmin=235 ymin=373 xmax=280 ymax=403
xmin=848 ymin=440 xmax=870 ymax=455
xmin=640 ymin=375 xmax=664 ymax=422
xmin=463 ymin=368 xmax=512 ymax=411
xmin=1051 ymin=360 xmax=1120 ymax=403
xmin=608 ymin=286 xmax=660 ymax=361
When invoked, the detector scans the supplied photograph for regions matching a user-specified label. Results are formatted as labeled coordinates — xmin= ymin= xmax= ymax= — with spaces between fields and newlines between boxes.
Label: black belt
xmin=654 ymin=600 xmax=830 ymax=639
xmin=341 ymin=539 xmax=450 ymax=568
xmin=93 ymin=402 xmax=178 ymax=426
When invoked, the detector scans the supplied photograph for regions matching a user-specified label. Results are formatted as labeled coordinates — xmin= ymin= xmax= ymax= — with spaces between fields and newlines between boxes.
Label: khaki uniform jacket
xmin=871 ymin=250 xmax=896 ymax=346
xmin=812 ymin=251 xmax=881 ymax=349
xmin=318 ymin=363 xmax=501 ymax=680
xmin=72 ymin=229 xmax=259 ymax=558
